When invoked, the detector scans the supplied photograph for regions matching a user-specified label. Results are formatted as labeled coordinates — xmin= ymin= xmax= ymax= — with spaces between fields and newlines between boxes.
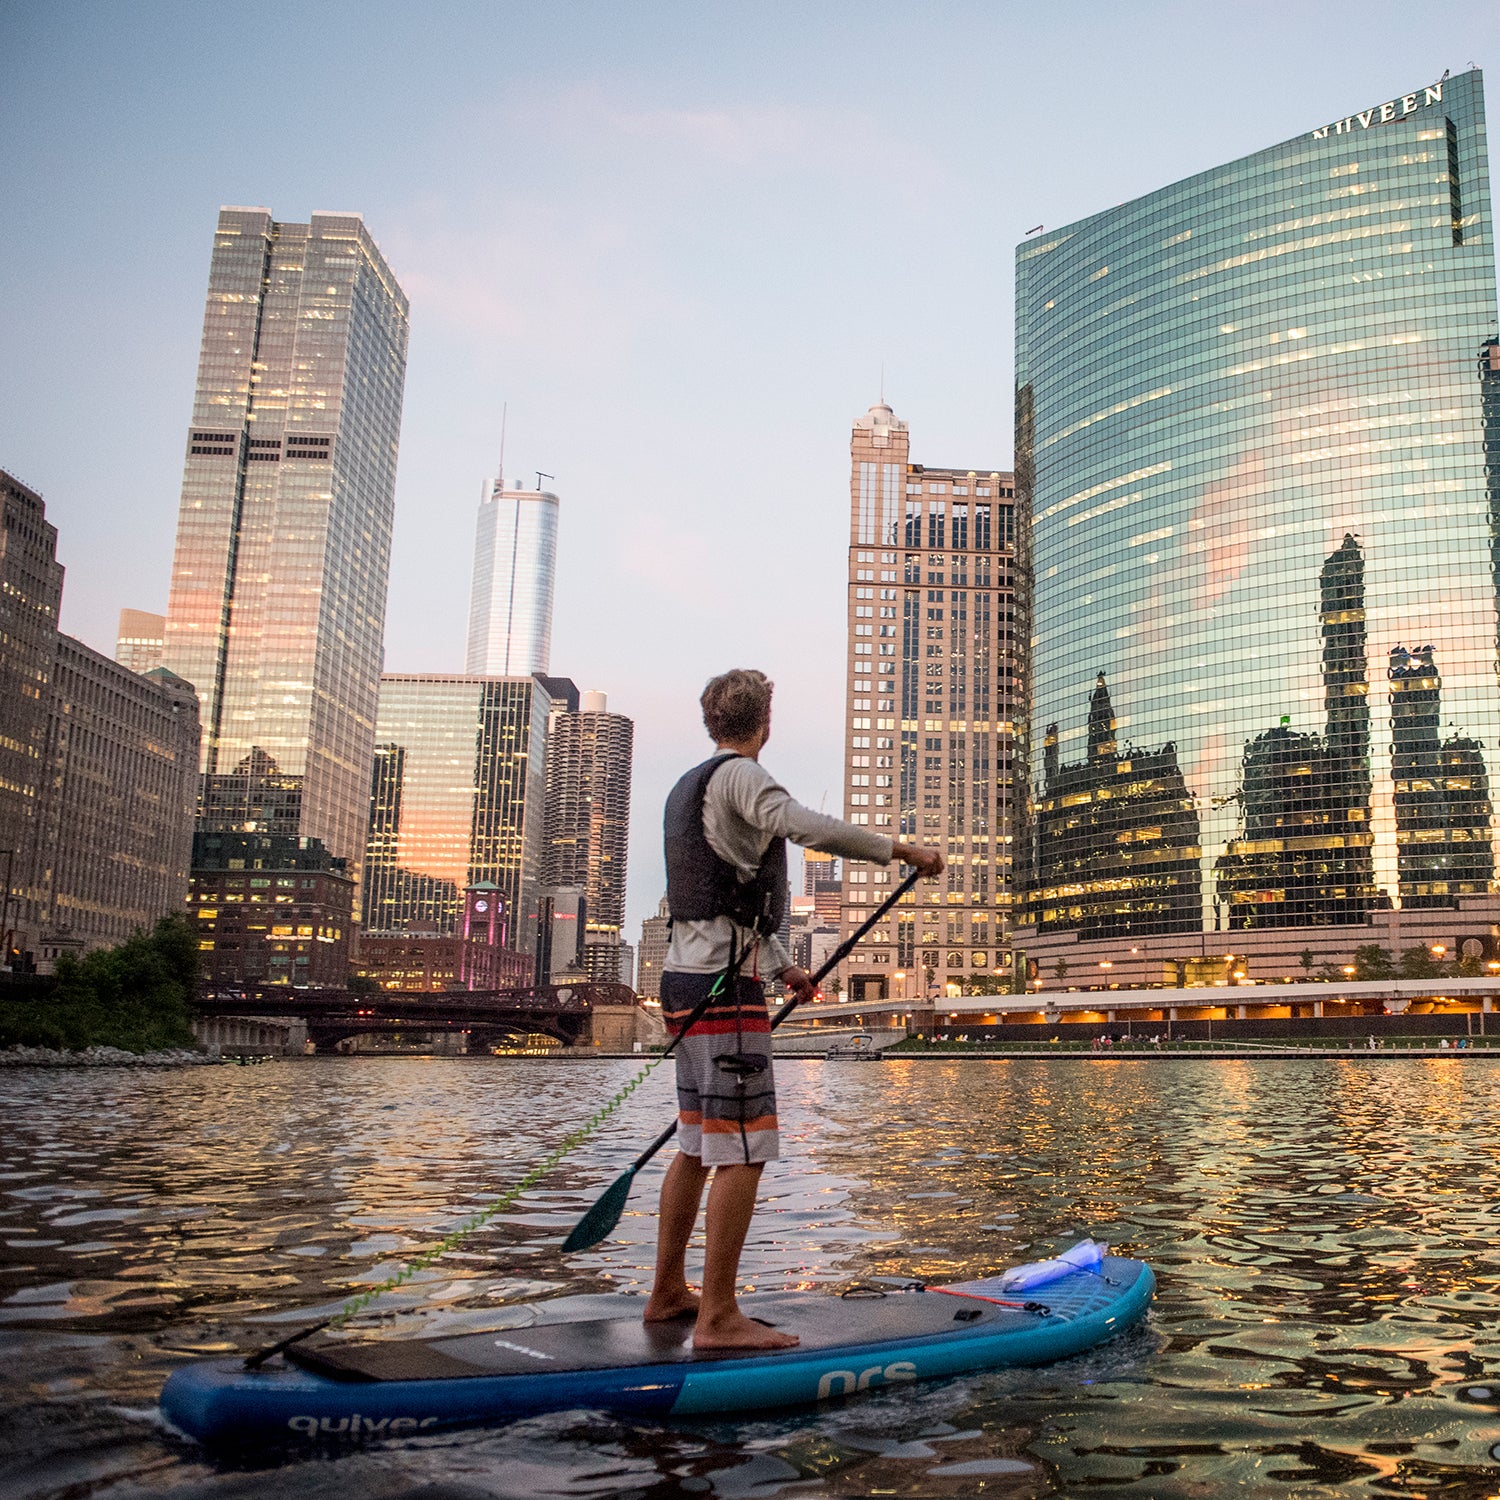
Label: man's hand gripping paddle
xmin=560 ymin=866 xmax=922 ymax=1253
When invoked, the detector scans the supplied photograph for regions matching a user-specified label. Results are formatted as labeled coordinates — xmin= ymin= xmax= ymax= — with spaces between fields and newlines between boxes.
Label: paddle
xmin=560 ymin=866 xmax=922 ymax=1253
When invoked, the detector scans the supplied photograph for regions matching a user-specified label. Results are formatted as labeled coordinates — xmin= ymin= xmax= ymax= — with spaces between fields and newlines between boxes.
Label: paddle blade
xmin=561 ymin=1168 xmax=638 ymax=1253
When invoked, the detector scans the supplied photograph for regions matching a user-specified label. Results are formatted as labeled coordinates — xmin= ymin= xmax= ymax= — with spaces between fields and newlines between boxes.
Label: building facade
xmin=536 ymin=885 xmax=588 ymax=980
xmin=162 ymin=208 xmax=409 ymax=886
xmin=466 ymin=480 xmax=560 ymax=675
xmin=356 ymin=884 xmax=530 ymax=991
xmin=636 ymin=896 xmax=670 ymax=999
xmin=541 ymin=689 xmax=633 ymax=978
xmin=838 ymin=402 xmax=1022 ymax=1001
xmin=34 ymin=644 xmax=199 ymax=959
xmin=0 ymin=470 xmax=64 ymax=962
xmin=804 ymin=849 xmax=843 ymax=925
xmin=115 ymin=609 xmax=166 ymax=675
xmin=1015 ymin=71 xmax=1500 ymax=981
xmin=363 ymin=673 xmax=565 ymax=955
xmin=190 ymin=831 xmax=351 ymax=988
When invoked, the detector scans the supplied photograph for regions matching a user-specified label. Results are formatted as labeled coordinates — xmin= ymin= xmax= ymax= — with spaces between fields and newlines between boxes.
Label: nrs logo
xmin=816 ymin=1360 xmax=917 ymax=1400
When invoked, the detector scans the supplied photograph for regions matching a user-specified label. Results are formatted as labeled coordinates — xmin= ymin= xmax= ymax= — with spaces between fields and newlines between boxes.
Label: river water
xmin=2 ymin=1056 xmax=1499 ymax=1499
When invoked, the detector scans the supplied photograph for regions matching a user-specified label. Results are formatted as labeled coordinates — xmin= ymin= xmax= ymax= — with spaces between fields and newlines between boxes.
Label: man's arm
xmin=779 ymin=837 xmax=944 ymax=1002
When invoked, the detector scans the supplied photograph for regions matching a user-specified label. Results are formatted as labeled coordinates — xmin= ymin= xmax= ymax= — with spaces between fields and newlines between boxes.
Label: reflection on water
xmin=2 ymin=1057 xmax=1499 ymax=1498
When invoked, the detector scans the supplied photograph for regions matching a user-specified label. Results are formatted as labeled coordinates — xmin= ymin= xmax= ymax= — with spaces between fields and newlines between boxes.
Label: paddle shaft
xmin=621 ymin=866 xmax=923 ymax=1175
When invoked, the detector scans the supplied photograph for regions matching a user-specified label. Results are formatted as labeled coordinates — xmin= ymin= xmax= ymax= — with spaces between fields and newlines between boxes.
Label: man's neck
xmin=716 ymin=738 xmax=762 ymax=761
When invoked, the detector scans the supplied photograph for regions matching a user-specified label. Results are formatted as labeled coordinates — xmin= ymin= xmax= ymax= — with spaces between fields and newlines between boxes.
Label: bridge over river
xmin=192 ymin=981 xmax=646 ymax=1052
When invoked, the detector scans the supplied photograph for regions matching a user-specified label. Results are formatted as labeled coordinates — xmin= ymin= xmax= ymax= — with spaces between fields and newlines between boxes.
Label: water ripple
xmin=0 ymin=1056 xmax=1497 ymax=1497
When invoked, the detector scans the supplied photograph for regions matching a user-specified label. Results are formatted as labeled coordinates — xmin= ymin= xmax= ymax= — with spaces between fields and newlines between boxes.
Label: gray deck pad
xmin=289 ymin=1290 xmax=1019 ymax=1383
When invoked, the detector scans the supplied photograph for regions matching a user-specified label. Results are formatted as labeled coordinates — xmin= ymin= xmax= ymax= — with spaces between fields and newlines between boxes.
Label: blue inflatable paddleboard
xmin=160 ymin=1254 xmax=1153 ymax=1444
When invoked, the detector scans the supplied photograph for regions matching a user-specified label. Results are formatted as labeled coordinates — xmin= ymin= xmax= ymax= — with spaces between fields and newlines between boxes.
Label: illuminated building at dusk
xmin=356 ymin=884 xmax=531 ymax=991
xmin=188 ymin=832 xmax=350 ymax=989
xmin=837 ymin=401 xmax=1023 ymax=1002
xmin=0 ymin=470 xmax=63 ymax=962
xmin=1 ymin=471 xmax=199 ymax=968
xmin=161 ymin=208 xmax=409 ymax=885
xmin=541 ymin=690 xmax=633 ymax=981
xmin=1015 ymin=70 xmax=1500 ymax=980
xmin=466 ymin=478 xmax=559 ymax=675
xmin=115 ymin=610 xmax=166 ymax=675
xmin=362 ymin=673 xmax=574 ymax=955
xmin=635 ymin=896 xmax=669 ymax=1000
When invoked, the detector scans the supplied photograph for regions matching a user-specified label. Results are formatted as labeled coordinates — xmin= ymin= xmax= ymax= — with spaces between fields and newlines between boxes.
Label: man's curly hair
xmin=701 ymin=669 xmax=773 ymax=743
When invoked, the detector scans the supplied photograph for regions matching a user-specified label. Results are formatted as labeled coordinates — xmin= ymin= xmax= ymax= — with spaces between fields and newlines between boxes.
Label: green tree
xmin=1054 ymin=958 xmax=1069 ymax=982
xmin=961 ymin=974 xmax=1007 ymax=996
xmin=1298 ymin=949 xmax=1315 ymax=975
xmin=0 ymin=916 xmax=198 ymax=1052
xmin=1398 ymin=945 xmax=1439 ymax=979
xmin=347 ymin=972 xmax=379 ymax=996
xmin=1352 ymin=944 xmax=1395 ymax=981
xmin=1457 ymin=952 xmax=1484 ymax=977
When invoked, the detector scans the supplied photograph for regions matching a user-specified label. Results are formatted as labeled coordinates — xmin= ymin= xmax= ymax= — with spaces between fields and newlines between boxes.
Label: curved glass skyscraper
xmin=1016 ymin=72 xmax=1500 ymax=976
xmin=466 ymin=480 xmax=559 ymax=676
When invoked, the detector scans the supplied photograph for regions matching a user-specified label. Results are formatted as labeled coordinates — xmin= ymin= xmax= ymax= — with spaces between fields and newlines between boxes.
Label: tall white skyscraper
xmin=465 ymin=473 xmax=559 ymax=675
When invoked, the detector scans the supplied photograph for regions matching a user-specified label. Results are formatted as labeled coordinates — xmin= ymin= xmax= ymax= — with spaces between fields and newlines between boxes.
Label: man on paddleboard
xmin=645 ymin=668 xmax=943 ymax=1349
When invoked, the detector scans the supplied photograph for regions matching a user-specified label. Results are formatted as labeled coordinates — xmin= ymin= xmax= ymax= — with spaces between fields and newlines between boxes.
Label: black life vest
xmin=664 ymin=753 xmax=787 ymax=937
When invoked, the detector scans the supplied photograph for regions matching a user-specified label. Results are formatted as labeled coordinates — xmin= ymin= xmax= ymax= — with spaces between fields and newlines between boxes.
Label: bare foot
xmin=693 ymin=1310 xmax=800 ymax=1350
xmin=642 ymin=1289 xmax=700 ymax=1322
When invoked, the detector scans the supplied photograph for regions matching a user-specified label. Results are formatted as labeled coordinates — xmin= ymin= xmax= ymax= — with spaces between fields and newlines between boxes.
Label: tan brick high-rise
xmin=839 ymin=401 xmax=1023 ymax=1005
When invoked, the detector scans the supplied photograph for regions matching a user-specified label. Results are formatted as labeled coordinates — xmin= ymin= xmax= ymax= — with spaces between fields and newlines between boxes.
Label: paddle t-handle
xmin=560 ymin=864 xmax=923 ymax=1253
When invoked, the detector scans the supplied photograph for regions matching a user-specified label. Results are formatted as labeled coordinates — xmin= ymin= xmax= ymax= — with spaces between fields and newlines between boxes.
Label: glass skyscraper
xmin=363 ymin=673 xmax=567 ymax=954
xmin=1016 ymin=72 xmax=1500 ymax=976
xmin=466 ymin=480 xmax=559 ymax=675
xmin=541 ymin=690 xmax=634 ymax=973
xmin=163 ymin=208 xmax=409 ymax=883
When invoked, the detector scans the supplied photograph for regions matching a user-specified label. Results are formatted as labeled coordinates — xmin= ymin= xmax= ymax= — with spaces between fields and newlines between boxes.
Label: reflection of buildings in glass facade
xmin=1388 ymin=644 xmax=1494 ymax=905
xmin=838 ymin=401 xmax=1022 ymax=999
xmin=1216 ymin=535 xmax=1379 ymax=927
xmin=466 ymin=483 xmax=559 ymax=676
xmin=1033 ymin=675 xmax=1201 ymax=938
xmin=162 ymin=209 xmax=409 ymax=882
xmin=1017 ymin=72 xmax=1500 ymax=949
xmin=361 ymin=674 xmax=557 ymax=952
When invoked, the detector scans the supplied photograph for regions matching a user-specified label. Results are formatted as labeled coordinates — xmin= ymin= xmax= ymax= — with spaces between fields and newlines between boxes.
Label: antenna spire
xmin=496 ymin=402 xmax=507 ymax=491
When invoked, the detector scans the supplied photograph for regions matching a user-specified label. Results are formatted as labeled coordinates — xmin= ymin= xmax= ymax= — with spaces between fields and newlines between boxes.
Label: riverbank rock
xmin=0 ymin=1044 xmax=218 ymax=1068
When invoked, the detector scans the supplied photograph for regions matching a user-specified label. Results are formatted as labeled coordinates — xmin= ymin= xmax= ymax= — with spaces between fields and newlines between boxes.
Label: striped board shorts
xmin=660 ymin=970 xmax=779 ymax=1166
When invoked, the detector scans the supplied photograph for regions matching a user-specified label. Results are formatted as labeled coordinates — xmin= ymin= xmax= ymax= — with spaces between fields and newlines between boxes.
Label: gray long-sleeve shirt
xmin=664 ymin=755 xmax=896 ymax=979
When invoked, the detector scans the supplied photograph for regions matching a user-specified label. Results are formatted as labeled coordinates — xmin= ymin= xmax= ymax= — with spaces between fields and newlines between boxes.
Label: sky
xmin=4 ymin=0 xmax=1498 ymax=942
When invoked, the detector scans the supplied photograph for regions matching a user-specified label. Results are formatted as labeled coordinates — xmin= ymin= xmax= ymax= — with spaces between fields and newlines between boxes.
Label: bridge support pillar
xmin=1236 ymin=1004 xmax=1248 ymax=1019
xmin=1312 ymin=1000 xmax=1324 ymax=1018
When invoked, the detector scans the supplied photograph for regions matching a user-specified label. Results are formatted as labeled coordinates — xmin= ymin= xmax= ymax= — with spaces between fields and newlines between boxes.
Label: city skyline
xmin=6 ymin=7 xmax=1499 ymax=940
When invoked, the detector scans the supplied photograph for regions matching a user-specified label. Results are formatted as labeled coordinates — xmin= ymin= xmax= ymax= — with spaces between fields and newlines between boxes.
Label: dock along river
xmin=2 ymin=1055 xmax=1498 ymax=1498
